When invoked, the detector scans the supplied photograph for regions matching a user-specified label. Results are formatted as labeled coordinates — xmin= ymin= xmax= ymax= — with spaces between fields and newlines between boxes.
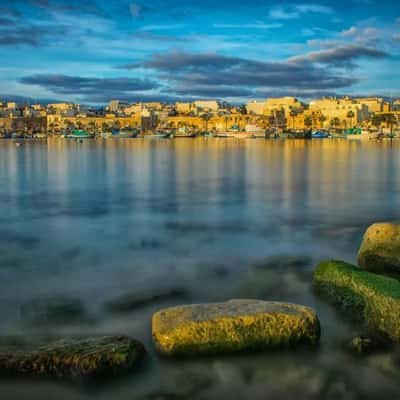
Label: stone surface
xmin=345 ymin=335 xmax=389 ymax=355
xmin=20 ymin=295 xmax=86 ymax=325
xmin=358 ymin=222 xmax=400 ymax=274
xmin=0 ymin=336 xmax=145 ymax=380
xmin=105 ymin=288 xmax=187 ymax=313
xmin=314 ymin=260 xmax=400 ymax=341
xmin=152 ymin=299 xmax=320 ymax=356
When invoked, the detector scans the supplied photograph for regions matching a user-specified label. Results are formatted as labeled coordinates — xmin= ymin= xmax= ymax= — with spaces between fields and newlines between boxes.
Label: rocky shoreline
xmin=1 ymin=222 xmax=400 ymax=388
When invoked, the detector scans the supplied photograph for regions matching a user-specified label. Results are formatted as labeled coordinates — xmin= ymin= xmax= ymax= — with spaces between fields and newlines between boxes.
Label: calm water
xmin=1 ymin=138 xmax=400 ymax=399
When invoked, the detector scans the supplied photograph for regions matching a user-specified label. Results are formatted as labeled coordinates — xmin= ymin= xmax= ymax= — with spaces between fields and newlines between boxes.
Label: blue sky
xmin=0 ymin=0 xmax=399 ymax=104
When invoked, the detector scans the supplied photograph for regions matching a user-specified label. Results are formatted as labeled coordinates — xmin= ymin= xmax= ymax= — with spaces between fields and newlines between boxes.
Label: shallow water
xmin=1 ymin=138 xmax=400 ymax=399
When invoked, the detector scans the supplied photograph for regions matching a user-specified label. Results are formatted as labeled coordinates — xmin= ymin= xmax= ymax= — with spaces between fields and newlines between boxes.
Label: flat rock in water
xmin=20 ymin=295 xmax=86 ymax=325
xmin=105 ymin=288 xmax=187 ymax=313
xmin=0 ymin=336 xmax=145 ymax=381
xmin=314 ymin=260 xmax=400 ymax=341
xmin=254 ymin=255 xmax=312 ymax=270
xmin=358 ymin=222 xmax=400 ymax=274
xmin=152 ymin=299 xmax=320 ymax=356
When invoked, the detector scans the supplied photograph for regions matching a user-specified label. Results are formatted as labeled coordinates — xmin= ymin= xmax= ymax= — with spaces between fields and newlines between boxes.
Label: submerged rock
xmin=152 ymin=299 xmax=320 ymax=356
xmin=0 ymin=336 xmax=145 ymax=381
xmin=253 ymin=255 xmax=312 ymax=271
xmin=105 ymin=288 xmax=187 ymax=313
xmin=20 ymin=295 xmax=87 ymax=325
xmin=345 ymin=334 xmax=390 ymax=356
xmin=358 ymin=222 xmax=400 ymax=274
xmin=314 ymin=260 xmax=400 ymax=341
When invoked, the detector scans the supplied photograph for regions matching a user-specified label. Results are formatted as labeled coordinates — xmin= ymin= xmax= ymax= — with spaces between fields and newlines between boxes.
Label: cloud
xmin=269 ymin=4 xmax=333 ymax=20
xmin=26 ymin=0 xmax=105 ymax=16
xmin=134 ymin=32 xmax=191 ymax=43
xmin=120 ymin=51 xmax=358 ymax=100
xmin=129 ymin=2 xmax=154 ymax=18
xmin=170 ymin=84 xmax=254 ymax=98
xmin=139 ymin=24 xmax=184 ymax=31
xmin=341 ymin=26 xmax=358 ymax=36
xmin=19 ymin=75 xmax=159 ymax=99
xmin=0 ymin=18 xmax=15 ymax=26
xmin=0 ymin=24 xmax=67 ymax=46
xmin=213 ymin=23 xmax=282 ymax=30
xmin=289 ymin=44 xmax=388 ymax=68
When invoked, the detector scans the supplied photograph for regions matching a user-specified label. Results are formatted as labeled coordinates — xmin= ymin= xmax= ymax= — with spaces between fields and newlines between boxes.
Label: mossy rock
xmin=0 ymin=336 xmax=145 ymax=381
xmin=345 ymin=334 xmax=390 ymax=356
xmin=358 ymin=223 xmax=400 ymax=274
xmin=152 ymin=299 xmax=320 ymax=356
xmin=314 ymin=260 xmax=400 ymax=341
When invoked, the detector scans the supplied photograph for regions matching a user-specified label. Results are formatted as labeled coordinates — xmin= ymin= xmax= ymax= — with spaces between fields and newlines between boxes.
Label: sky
xmin=0 ymin=0 xmax=399 ymax=105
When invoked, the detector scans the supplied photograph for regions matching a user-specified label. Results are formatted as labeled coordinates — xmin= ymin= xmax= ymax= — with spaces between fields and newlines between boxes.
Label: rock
xmin=105 ymin=288 xmax=187 ymax=313
xmin=345 ymin=334 xmax=390 ymax=355
xmin=253 ymin=255 xmax=312 ymax=271
xmin=0 ymin=336 xmax=145 ymax=381
xmin=314 ymin=260 xmax=400 ymax=341
xmin=20 ymin=295 xmax=86 ymax=325
xmin=358 ymin=222 xmax=400 ymax=274
xmin=152 ymin=299 xmax=320 ymax=356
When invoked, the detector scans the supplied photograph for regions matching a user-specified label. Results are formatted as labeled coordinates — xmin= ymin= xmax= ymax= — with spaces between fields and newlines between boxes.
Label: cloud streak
xmin=289 ymin=44 xmax=388 ymax=67
xmin=19 ymin=75 xmax=159 ymax=99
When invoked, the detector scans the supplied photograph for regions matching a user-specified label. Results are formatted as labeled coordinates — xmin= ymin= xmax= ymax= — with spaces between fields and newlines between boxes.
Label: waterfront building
xmin=193 ymin=100 xmax=219 ymax=112
xmin=246 ymin=101 xmax=267 ymax=115
xmin=309 ymin=97 xmax=369 ymax=129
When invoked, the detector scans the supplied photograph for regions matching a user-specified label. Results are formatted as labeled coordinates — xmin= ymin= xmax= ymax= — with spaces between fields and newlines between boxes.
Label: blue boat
xmin=312 ymin=131 xmax=330 ymax=139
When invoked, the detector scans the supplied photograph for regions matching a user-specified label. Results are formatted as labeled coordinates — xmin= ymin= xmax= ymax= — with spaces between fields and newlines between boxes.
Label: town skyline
xmin=1 ymin=0 xmax=399 ymax=105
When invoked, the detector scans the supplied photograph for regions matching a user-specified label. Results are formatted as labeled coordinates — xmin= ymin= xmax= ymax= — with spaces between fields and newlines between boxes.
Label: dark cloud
xmin=289 ymin=44 xmax=388 ymax=67
xmin=170 ymin=84 xmax=254 ymax=98
xmin=19 ymin=74 xmax=160 ymax=98
xmin=121 ymin=51 xmax=359 ymax=94
xmin=26 ymin=0 xmax=105 ymax=17
xmin=0 ymin=25 xmax=67 ymax=46
xmin=0 ymin=17 xmax=15 ymax=26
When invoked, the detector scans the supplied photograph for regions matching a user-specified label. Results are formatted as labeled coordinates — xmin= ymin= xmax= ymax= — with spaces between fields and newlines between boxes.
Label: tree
xmin=347 ymin=110 xmax=355 ymax=128
xmin=318 ymin=115 xmax=327 ymax=129
xmin=201 ymin=113 xmax=211 ymax=132
xmin=330 ymin=117 xmax=340 ymax=130
xmin=371 ymin=114 xmax=382 ymax=129
xmin=102 ymin=122 xmax=109 ymax=132
xmin=304 ymin=116 xmax=313 ymax=131
xmin=381 ymin=113 xmax=397 ymax=135
xmin=289 ymin=110 xmax=297 ymax=130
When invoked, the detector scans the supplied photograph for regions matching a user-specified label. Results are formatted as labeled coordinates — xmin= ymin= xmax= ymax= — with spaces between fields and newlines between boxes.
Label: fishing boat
xmin=174 ymin=127 xmax=195 ymax=138
xmin=346 ymin=128 xmax=371 ymax=140
xmin=146 ymin=131 xmax=173 ymax=139
xmin=330 ymin=132 xmax=347 ymax=139
xmin=219 ymin=132 xmax=253 ymax=139
xmin=203 ymin=132 xmax=218 ymax=138
xmin=64 ymin=129 xmax=94 ymax=139
xmin=311 ymin=131 xmax=330 ymax=139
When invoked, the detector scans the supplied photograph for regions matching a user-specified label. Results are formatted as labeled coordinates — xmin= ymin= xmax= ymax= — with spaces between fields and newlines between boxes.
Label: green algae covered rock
xmin=152 ymin=299 xmax=320 ymax=356
xmin=358 ymin=222 xmax=400 ymax=274
xmin=314 ymin=260 xmax=400 ymax=341
xmin=0 ymin=336 xmax=145 ymax=381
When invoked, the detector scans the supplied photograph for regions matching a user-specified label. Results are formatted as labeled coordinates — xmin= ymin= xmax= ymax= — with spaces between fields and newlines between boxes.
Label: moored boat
xmin=64 ymin=129 xmax=94 ymax=139
xmin=311 ymin=131 xmax=330 ymax=139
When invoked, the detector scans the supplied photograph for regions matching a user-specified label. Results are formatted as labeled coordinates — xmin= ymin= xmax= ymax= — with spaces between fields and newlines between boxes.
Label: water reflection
xmin=1 ymin=138 xmax=400 ymax=399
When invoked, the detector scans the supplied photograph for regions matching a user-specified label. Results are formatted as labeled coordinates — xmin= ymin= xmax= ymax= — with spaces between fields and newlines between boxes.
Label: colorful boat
xmin=311 ymin=131 xmax=330 ymax=139
xmin=64 ymin=129 xmax=93 ymax=139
